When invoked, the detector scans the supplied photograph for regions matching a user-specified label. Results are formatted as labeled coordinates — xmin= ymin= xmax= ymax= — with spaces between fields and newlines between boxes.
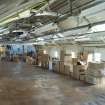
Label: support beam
xmin=67 ymin=0 xmax=73 ymax=15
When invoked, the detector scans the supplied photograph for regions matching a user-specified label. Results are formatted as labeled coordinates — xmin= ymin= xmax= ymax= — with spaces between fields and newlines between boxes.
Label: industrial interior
xmin=0 ymin=0 xmax=105 ymax=105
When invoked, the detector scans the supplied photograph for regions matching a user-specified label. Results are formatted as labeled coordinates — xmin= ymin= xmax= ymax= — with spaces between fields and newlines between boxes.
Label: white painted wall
xmin=64 ymin=46 xmax=105 ymax=61
xmin=44 ymin=47 xmax=61 ymax=59
xmin=43 ymin=45 xmax=105 ymax=61
xmin=83 ymin=47 xmax=105 ymax=61
xmin=64 ymin=45 xmax=81 ymax=58
xmin=94 ymin=48 xmax=105 ymax=61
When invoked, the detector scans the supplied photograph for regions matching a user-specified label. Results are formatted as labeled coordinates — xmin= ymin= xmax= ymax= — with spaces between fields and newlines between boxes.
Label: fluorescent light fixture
xmin=53 ymin=35 xmax=58 ymax=39
xmin=57 ymin=33 xmax=64 ymax=38
xmin=37 ymin=37 xmax=44 ymax=41
xmin=53 ymin=34 xmax=63 ymax=41
xmin=77 ymin=35 xmax=87 ymax=39
xmin=19 ymin=10 xmax=31 ymax=18
xmin=75 ymin=37 xmax=90 ymax=41
xmin=91 ymin=24 xmax=105 ymax=32
xmin=13 ymin=29 xmax=23 ymax=32
xmin=35 ymin=11 xmax=58 ymax=17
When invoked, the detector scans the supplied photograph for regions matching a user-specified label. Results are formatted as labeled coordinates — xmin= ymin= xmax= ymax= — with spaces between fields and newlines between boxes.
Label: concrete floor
xmin=0 ymin=62 xmax=105 ymax=105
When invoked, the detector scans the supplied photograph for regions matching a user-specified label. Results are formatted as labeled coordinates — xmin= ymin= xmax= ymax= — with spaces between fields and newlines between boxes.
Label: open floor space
xmin=0 ymin=62 xmax=105 ymax=105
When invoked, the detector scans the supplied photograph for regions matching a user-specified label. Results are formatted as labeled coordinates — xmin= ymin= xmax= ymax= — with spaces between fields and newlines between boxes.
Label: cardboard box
xmin=42 ymin=61 xmax=48 ymax=69
xmin=42 ymin=54 xmax=49 ymax=62
xmin=73 ymin=65 xmax=87 ymax=80
xmin=72 ymin=58 xmax=78 ymax=65
xmin=87 ymin=62 xmax=105 ymax=77
xmin=83 ymin=52 xmax=88 ymax=61
xmin=80 ymin=74 xmax=86 ymax=81
xmin=64 ymin=55 xmax=72 ymax=66
xmin=86 ymin=75 xmax=96 ymax=84
xmin=60 ymin=50 xmax=65 ymax=61
xmin=64 ymin=65 xmax=71 ymax=75
xmin=73 ymin=65 xmax=80 ymax=79
xmin=59 ymin=61 xmax=65 ymax=74
xmin=52 ymin=61 xmax=59 ymax=72
xmin=85 ymin=75 xmax=105 ymax=85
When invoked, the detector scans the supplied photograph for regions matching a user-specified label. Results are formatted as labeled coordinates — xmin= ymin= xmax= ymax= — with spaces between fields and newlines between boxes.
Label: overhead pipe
xmin=35 ymin=20 xmax=105 ymax=38
xmin=35 ymin=30 xmax=105 ymax=43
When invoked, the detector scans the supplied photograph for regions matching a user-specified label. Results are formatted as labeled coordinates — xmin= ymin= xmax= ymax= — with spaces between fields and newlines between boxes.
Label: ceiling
xmin=0 ymin=0 xmax=44 ymax=21
xmin=0 ymin=0 xmax=105 ymax=46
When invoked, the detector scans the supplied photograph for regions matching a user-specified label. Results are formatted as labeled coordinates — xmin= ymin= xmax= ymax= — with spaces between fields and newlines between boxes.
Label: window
xmin=94 ymin=53 xmax=101 ymax=62
xmin=87 ymin=54 xmax=93 ymax=62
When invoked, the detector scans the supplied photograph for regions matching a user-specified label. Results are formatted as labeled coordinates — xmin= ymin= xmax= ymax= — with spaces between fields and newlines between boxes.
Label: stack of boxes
xmin=37 ymin=50 xmax=43 ymax=66
xmin=73 ymin=52 xmax=88 ymax=80
xmin=26 ymin=56 xmax=34 ymax=64
xmin=37 ymin=50 xmax=49 ymax=69
xmin=64 ymin=54 xmax=72 ymax=75
xmin=42 ymin=54 xmax=49 ymax=69
xmin=59 ymin=50 xmax=65 ymax=74
xmin=79 ymin=65 xmax=87 ymax=81
xmin=73 ymin=65 xmax=87 ymax=80
xmin=86 ymin=62 xmax=105 ymax=84
xmin=52 ymin=50 xmax=65 ymax=74
xmin=36 ymin=48 xmax=105 ymax=85
xmin=59 ymin=61 xmax=65 ymax=74
xmin=52 ymin=60 xmax=59 ymax=73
